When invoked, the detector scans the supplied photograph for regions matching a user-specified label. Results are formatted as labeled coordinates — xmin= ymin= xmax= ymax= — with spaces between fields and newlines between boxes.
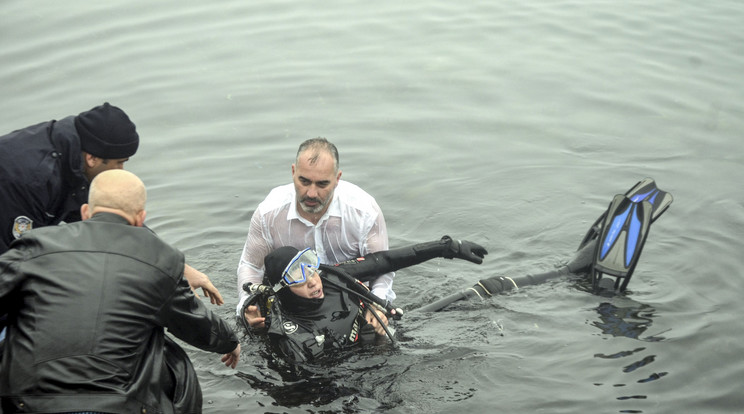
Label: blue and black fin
xmin=578 ymin=178 xmax=673 ymax=251
xmin=591 ymin=195 xmax=652 ymax=291
xmin=578 ymin=178 xmax=673 ymax=292
xmin=624 ymin=177 xmax=673 ymax=223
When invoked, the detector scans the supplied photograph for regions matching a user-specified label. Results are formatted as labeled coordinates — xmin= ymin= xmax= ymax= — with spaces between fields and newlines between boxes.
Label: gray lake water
xmin=2 ymin=1 xmax=743 ymax=412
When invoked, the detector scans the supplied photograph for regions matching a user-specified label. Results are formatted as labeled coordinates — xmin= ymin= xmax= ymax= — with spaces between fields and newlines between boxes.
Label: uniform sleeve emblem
xmin=12 ymin=216 xmax=33 ymax=239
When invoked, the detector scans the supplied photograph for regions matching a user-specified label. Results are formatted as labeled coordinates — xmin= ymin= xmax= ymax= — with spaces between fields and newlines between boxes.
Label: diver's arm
xmin=336 ymin=236 xmax=487 ymax=282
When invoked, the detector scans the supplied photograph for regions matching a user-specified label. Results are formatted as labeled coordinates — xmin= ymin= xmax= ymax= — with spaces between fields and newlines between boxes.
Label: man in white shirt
xmin=237 ymin=138 xmax=393 ymax=327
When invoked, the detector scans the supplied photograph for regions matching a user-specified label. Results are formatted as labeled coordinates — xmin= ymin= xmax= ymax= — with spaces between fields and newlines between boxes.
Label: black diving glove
xmin=441 ymin=235 xmax=488 ymax=264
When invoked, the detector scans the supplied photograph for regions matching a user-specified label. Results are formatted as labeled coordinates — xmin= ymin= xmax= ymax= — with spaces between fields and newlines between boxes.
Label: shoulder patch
xmin=282 ymin=321 xmax=299 ymax=334
xmin=12 ymin=216 xmax=33 ymax=239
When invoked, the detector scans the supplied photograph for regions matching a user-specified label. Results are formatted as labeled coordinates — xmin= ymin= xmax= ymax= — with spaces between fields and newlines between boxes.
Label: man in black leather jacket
xmin=0 ymin=170 xmax=240 ymax=413
xmin=241 ymin=236 xmax=487 ymax=364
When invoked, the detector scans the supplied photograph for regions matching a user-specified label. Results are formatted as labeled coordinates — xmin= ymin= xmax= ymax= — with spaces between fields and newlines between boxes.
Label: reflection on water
xmin=591 ymin=302 xmax=670 ymax=412
xmin=592 ymin=302 xmax=665 ymax=342
xmin=235 ymin=370 xmax=359 ymax=408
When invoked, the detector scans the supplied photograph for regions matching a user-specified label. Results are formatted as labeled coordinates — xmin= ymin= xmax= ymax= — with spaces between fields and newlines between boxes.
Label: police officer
xmin=0 ymin=102 xmax=139 ymax=253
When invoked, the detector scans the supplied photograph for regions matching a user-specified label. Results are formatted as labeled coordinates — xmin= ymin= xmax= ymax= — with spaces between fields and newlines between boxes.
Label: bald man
xmin=82 ymin=167 xmax=148 ymax=226
xmin=0 ymin=170 xmax=240 ymax=413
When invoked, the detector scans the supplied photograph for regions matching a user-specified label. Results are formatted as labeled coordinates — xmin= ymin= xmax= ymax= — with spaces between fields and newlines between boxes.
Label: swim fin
xmin=624 ymin=177 xmax=674 ymax=223
xmin=578 ymin=178 xmax=673 ymax=292
xmin=578 ymin=178 xmax=673 ymax=251
xmin=592 ymin=195 xmax=652 ymax=291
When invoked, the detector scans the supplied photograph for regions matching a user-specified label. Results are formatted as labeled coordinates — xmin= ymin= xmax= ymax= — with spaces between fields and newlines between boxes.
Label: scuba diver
xmin=240 ymin=236 xmax=488 ymax=363
xmin=241 ymin=178 xmax=674 ymax=365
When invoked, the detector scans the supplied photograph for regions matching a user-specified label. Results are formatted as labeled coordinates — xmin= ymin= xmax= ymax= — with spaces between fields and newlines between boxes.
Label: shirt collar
xmin=288 ymin=187 xmax=341 ymax=225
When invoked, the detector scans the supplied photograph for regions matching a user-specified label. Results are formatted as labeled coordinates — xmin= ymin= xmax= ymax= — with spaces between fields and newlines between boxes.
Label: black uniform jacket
xmin=0 ymin=117 xmax=89 ymax=254
xmin=0 ymin=213 xmax=238 ymax=413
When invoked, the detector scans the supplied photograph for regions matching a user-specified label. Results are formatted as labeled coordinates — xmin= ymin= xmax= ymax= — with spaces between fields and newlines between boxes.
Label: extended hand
xmin=444 ymin=236 xmax=488 ymax=264
xmin=221 ymin=343 xmax=241 ymax=369
xmin=184 ymin=264 xmax=225 ymax=305
xmin=458 ymin=240 xmax=488 ymax=264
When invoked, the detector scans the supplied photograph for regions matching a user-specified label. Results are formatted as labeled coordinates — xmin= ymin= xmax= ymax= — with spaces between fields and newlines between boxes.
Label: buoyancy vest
xmin=265 ymin=272 xmax=369 ymax=363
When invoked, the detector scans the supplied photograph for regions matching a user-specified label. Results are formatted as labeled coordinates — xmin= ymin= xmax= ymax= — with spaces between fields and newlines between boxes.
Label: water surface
xmin=2 ymin=0 xmax=743 ymax=412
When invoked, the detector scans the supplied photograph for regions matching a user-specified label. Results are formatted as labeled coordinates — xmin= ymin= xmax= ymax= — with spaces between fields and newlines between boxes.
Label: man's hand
xmin=364 ymin=308 xmax=389 ymax=336
xmin=184 ymin=264 xmax=224 ymax=305
xmin=221 ymin=343 xmax=241 ymax=369
xmin=244 ymin=305 xmax=266 ymax=329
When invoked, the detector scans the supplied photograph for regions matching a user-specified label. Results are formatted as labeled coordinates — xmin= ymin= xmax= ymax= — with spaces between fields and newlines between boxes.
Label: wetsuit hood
xmin=264 ymin=246 xmax=324 ymax=314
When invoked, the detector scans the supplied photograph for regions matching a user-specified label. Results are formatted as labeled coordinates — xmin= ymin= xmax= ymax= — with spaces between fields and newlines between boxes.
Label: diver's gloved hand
xmin=441 ymin=235 xmax=488 ymax=264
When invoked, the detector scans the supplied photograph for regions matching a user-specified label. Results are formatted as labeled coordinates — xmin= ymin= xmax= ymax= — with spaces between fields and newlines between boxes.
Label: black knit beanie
xmin=74 ymin=102 xmax=139 ymax=159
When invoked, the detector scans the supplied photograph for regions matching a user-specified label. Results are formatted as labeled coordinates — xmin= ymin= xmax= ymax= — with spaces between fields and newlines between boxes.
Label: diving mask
xmin=281 ymin=248 xmax=320 ymax=287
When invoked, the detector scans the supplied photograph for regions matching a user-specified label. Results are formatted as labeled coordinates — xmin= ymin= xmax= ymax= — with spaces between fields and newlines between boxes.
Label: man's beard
xmin=299 ymin=196 xmax=328 ymax=214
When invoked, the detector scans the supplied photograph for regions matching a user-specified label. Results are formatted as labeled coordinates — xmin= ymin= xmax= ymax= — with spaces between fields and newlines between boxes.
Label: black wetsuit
xmin=246 ymin=236 xmax=484 ymax=363
xmin=265 ymin=269 xmax=374 ymax=363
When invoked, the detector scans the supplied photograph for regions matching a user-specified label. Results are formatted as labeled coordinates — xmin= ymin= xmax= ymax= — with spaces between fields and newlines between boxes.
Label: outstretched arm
xmin=336 ymin=236 xmax=488 ymax=282
xmin=161 ymin=278 xmax=239 ymax=356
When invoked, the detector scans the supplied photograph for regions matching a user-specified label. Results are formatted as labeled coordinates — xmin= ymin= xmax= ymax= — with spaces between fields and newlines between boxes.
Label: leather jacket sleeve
xmin=0 ymin=238 xmax=31 ymax=312
xmin=158 ymin=277 xmax=239 ymax=354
